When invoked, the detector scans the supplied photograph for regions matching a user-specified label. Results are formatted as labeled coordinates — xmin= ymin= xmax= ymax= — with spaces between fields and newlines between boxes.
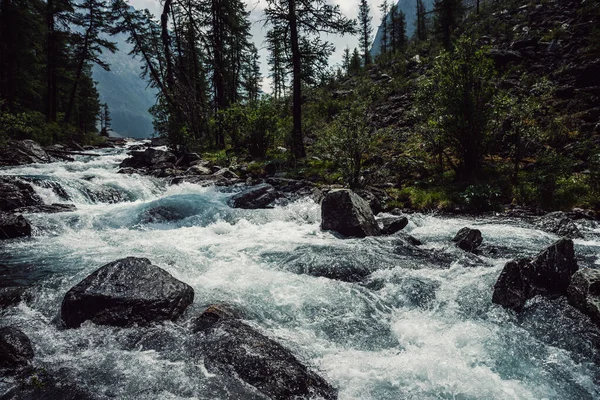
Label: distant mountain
xmin=92 ymin=33 xmax=157 ymax=138
xmin=371 ymin=0 xmax=436 ymax=57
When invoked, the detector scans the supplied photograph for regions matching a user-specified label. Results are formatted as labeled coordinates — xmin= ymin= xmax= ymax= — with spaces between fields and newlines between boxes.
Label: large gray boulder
xmin=61 ymin=257 xmax=194 ymax=328
xmin=321 ymin=189 xmax=380 ymax=237
xmin=227 ymin=183 xmax=279 ymax=209
xmin=0 ymin=140 xmax=51 ymax=166
xmin=567 ymin=268 xmax=600 ymax=327
xmin=0 ymin=212 xmax=31 ymax=240
xmin=0 ymin=177 xmax=43 ymax=212
xmin=195 ymin=307 xmax=337 ymax=400
xmin=378 ymin=216 xmax=409 ymax=235
xmin=493 ymin=238 xmax=578 ymax=311
xmin=0 ymin=327 xmax=34 ymax=371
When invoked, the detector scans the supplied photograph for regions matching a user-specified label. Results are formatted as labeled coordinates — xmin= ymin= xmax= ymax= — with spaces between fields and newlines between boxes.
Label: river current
xmin=1 ymin=143 xmax=600 ymax=399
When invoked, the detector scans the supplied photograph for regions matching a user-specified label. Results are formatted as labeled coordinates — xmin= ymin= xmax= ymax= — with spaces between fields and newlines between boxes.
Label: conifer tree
xmin=378 ymin=0 xmax=390 ymax=58
xmin=415 ymin=0 xmax=428 ymax=42
xmin=264 ymin=0 xmax=355 ymax=159
xmin=358 ymin=0 xmax=373 ymax=66
xmin=433 ymin=0 xmax=464 ymax=49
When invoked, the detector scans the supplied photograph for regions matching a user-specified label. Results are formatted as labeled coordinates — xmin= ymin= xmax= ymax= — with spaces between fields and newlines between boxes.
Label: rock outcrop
xmin=321 ymin=189 xmax=380 ymax=237
xmin=452 ymin=227 xmax=483 ymax=252
xmin=0 ymin=212 xmax=32 ymax=240
xmin=61 ymin=257 xmax=194 ymax=328
xmin=0 ymin=140 xmax=52 ymax=166
xmin=195 ymin=306 xmax=337 ymax=400
xmin=0 ymin=327 xmax=34 ymax=371
xmin=567 ymin=268 xmax=600 ymax=327
xmin=0 ymin=177 xmax=43 ymax=212
xmin=0 ymin=287 xmax=29 ymax=309
xmin=227 ymin=183 xmax=279 ymax=209
xmin=493 ymin=238 xmax=578 ymax=311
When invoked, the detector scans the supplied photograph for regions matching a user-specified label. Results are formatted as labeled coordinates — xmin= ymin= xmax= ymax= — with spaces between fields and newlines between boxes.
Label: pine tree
xmin=349 ymin=47 xmax=362 ymax=75
xmin=433 ymin=0 xmax=464 ymax=49
xmin=342 ymin=47 xmax=351 ymax=75
xmin=390 ymin=7 xmax=407 ymax=53
xmin=267 ymin=29 xmax=288 ymax=99
xmin=358 ymin=0 xmax=373 ymax=66
xmin=415 ymin=0 xmax=428 ymax=42
xmin=264 ymin=0 xmax=355 ymax=159
xmin=65 ymin=0 xmax=116 ymax=123
xmin=378 ymin=0 xmax=390 ymax=59
xmin=100 ymin=103 xmax=111 ymax=137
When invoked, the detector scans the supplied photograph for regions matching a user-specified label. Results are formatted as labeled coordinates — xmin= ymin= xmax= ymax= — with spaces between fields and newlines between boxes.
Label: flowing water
xmin=1 ymin=144 xmax=600 ymax=399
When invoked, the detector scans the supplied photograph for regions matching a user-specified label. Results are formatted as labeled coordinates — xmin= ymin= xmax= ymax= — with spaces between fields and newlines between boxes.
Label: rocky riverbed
xmin=1 ymin=140 xmax=600 ymax=399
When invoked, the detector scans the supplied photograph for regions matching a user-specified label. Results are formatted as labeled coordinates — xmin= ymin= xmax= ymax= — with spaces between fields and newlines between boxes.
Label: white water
xmin=1 ymin=145 xmax=600 ymax=399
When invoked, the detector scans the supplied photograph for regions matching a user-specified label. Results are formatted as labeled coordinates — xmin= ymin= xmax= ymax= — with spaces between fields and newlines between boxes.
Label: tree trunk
xmin=46 ymin=0 xmax=57 ymax=124
xmin=289 ymin=0 xmax=305 ymax=159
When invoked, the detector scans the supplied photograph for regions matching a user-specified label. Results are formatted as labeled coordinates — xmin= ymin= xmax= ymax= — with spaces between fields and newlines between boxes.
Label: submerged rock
xmin=13 ymin=204 xmax=76 ymax=214
xmin=0 ymin=327 xmax=34 ymax=371
xmin=0 ymin=212 xmax=31 ymax=240
xmin=493 ymin=238 xmax=578 ymax=311
xmin=227 ymin=183 xmax=279 ymax=209
xmin=0 ymin=140 xmax=51 ymax=166
xmin=0 ymin=287 xmax=29 ymax=309
xmin=61 ymin=257 xmax=194 ymax=328
xmin=321 ymin=189 xmax=380 ymax=238
xmin=0 ymin=373 xmax=98 ymax=400
xmin=0 ymin=177 xmax=43 ymax=212
xmin=452 ymin=227 xmax=483 ymax=252
xmin=199 ymin=317 xmax=337 ymax=400
xmin=567 ymin=268 xmax=600 ymax=328
xmin=378 ymin=216 xmax=409 ymax=235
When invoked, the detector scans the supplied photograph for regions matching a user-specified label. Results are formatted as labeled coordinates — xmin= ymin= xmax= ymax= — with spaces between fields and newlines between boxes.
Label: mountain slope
xmin=371 ymin=0 xmax=436 ymax=56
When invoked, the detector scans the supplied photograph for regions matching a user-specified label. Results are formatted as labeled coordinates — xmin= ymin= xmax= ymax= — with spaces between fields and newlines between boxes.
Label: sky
xmin=127 ymin=0 xmax=387 ymax=93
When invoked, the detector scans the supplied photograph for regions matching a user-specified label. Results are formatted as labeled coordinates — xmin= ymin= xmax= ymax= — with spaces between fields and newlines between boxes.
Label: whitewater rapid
xmin=1 ymin=144 xmax=600 ymax=399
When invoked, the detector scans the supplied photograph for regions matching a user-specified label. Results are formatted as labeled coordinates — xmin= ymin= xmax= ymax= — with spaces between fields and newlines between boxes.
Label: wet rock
xmin=185 ymin=165 xmax=212 ymax=176
xmin=567 ymin=268 xmax=600 ymax=328
xmin=213 ymin=168 xmax=239 ymax=180
xmin=191 ymin=304 xmax=240 ymax=333
xmin=0 ymin=212 xmax=31 ymax=240
xmin=0 ymin=140 xmax=51 ymax=166
xmin=0 ymin=177 xmax=43 ymax=212
xmin=452 ymin=227 xmax=483 ymax=252
xmin=0 ymin=287 xmax=29 ymax=309
xmin=0 ymin=327 xmax=34 ymax=371
xmin=176 ymin=152 xmax=202 ymax=167
xmin=321 ymin=189 xmax=381 ymax=238
xmin=120 ymin=148 xmax=177 ymax=170
xmin=378 ymin=216 xmax=409 ymax=235
xmin=200 ymin=318 xmax=337 ymax=400
xmin=0 ymin=374 xmax=99 ymax=400
xmin=61 ymin=257 xmax=194 ymax=328
xmin=13 ymin=204 xmax=76 ymax=214
xmin=493 ymin=238 xmax=578 ymax=311
xmin=227 ymin=184 xmax=279 ymax=209
xmin=139 ymin=206 xmax=185 ymax=223
xmin=538 ymin=211 xmax=583 ymax=238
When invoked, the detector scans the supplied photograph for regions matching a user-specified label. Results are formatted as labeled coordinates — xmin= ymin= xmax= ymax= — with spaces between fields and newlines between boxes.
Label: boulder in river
xmin=0 ymin=140 xmax=52 ymax=166
xmin=0 ymin=326 xmax=34 ymax=371
xmin=0 ymin=212 xmax=32 ymax=240
xmin=120 ymin=148 xmax=177 ymax=170
xmin=197 ymin=314 xmax=337 ymax=400
xmin=0 ymin=287 xmax=29 ymax=309
xmin=452 ymin=227 xmax=483 ymax=252
xmin=378 ymin=216 xmax=409 ymax=235
xmin=538 ymin=211 xmax=583 ymax=239
xmin=0 ymin=177 xmax=43 ymax=212
xmin=61 ymin=257 xmax=194 ymax=328
xmin=321 ymin=189 xmax=381 ymax=237
xmin=567 ymin=268 xmax=600 ymax=327
xmin=13 ymin=204 xmax=76 ymax=214
xmin=493 ymin=238 xmax=578 ymax=311
xmin=227 ymin=183 xmax=279 ymax=209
